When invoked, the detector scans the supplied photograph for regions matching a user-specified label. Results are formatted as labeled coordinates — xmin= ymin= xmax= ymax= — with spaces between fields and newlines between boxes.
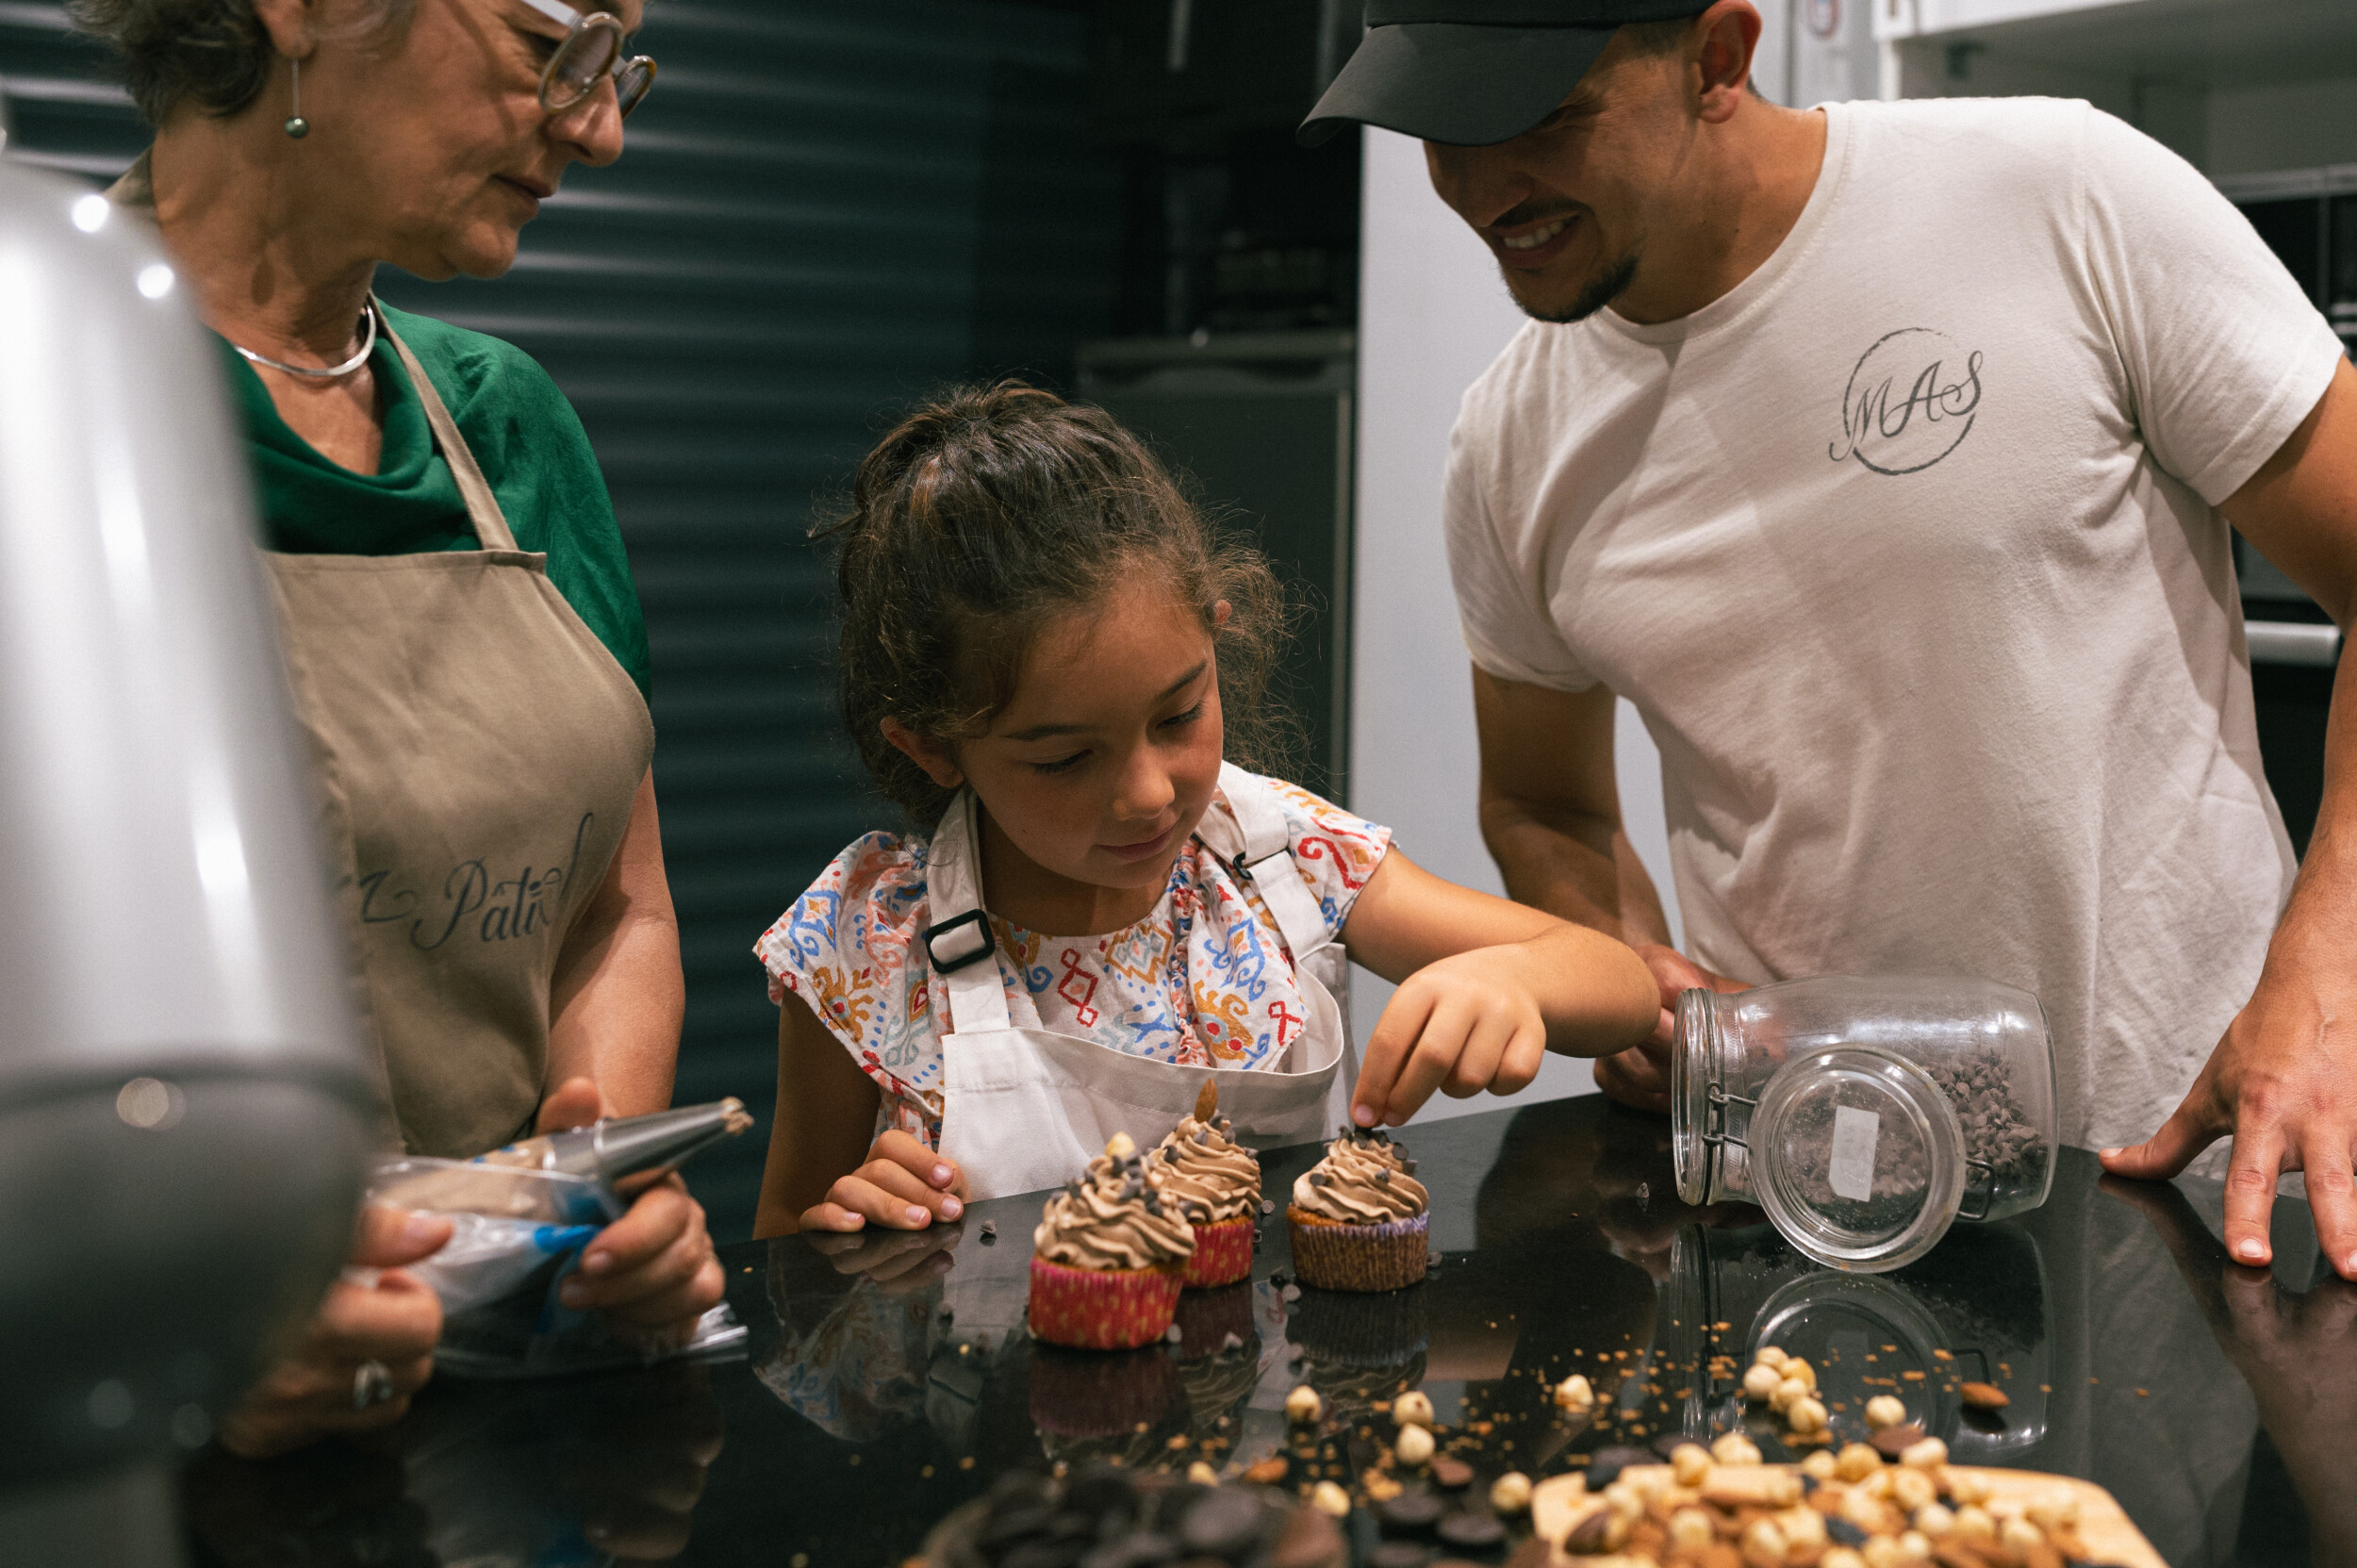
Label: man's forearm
xmin=1478 ymin=786 xmax=1672 ymax=946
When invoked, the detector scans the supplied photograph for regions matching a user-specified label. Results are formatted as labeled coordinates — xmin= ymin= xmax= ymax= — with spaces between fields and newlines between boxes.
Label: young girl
xmin=753 ymin=385 xmax=1656 ymax=1237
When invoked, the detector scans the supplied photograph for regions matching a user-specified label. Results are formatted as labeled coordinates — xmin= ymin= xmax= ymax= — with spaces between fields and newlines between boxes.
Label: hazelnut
xmin=1835 ymin=1443 xmax=1882 ymax=1483
xmin=1823 ymin=1552 xmax=1868 ymax=1568
xmin=1864 ymin=1394 xmax=1908 ymax=1431
xmin=2000 ymin=1517 xmax=2044 ymax=1565
xmin=1711 ymin=1431 xmax=1763 ymax=1465
xmin=1394 ymin=1424 xmax=1435 ymax=1467
xmin=1670 ymin=1444 xmax=1711 ymax=1486
xmin=1891 ymin=1466 xmax=1935 ymax=1510
xmin=1310 ymin=1480 xmax=1351 ymax=1517
xmin=1900 ymin=1436 xmax=1949 ymax=1471
xmin=1742 ymin=1362 xmax=1782 ymax=1401
xmin=1916 ymin=1502 xmax=1956 ymax=1537
xmin=1788 ymin=1395 xmax=1828 ymax=1434
xmin=1186 ymin=1461 xmax=1218 ymax=1486
xmin=2025 ymin=1488 xmax=2078 ymax=1530
xmin=1953 ymin=1506 xmax=1998 ymax=1543
xmin=1105 ymin=1132 xmax=1136 ymax=1160
xmin=1801 ymin=1449 xmax=1838 ymax=1481
xmin=1668 ymin=1507 xmax=1716 ymax=1553
xmin=1554 ymin=1374 xmax=1594 ymax=1411
xmin=1285 ymin=1385 xmax=1323 ymax=1425
xmin=1392 ymin=1391 xmax=1436 ymax=1428
xmin=1755 ymin=1345 xmax=1790 ymax=1370
xmin=1741 ymin=1517 xmax=1788 ymax=1568
xmin=1948 ymin=1470 xmax=1992 ymax=1507
xmin=1489 ymin=1471 xmax=1532 ymax=1514
xmin=1783 ymin=1357 xmax=1817 ymax=1392
xmin=1772 ymin=1376 xmax=1807 ymax=1411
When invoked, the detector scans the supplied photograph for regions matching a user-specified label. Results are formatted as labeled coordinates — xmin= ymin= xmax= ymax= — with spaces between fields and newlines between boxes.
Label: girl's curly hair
xmin=817 ymin=382 xmax=1296 ymax=830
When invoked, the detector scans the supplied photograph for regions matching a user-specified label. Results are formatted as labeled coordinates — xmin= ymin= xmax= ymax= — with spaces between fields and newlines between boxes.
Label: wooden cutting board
xmin=1529 ymin=1464 xmax=2162 ymax=1568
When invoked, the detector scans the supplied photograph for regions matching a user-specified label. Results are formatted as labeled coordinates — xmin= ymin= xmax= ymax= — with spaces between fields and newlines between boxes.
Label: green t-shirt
xmin=221 ymin=301 xmax=652 ymax=702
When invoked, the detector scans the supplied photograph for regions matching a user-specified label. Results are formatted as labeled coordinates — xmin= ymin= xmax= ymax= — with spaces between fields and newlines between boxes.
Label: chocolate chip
xmin=1177 ymin=1488 xmax=1264 ymax=1557
xmin=1402 ymin=1161 xmax=1417 ymax=1176
xmin=1827 ymin=1518 xmax=1867 ymax=1547
xmin=1165 ymin=1323 xmax=1183 ymax=1344
xmin=1375 ymin=1489 xmax=1445 ymax=1533
xmin=1309 ymin=1171 xmax=1330 ymax=1186
xmin=1163 ymin=1147 xmax=1180 ymax=1164
xmin=980 ymin=1221 xmax=997 ymax=1244
xmin=1280 ymin=1283 xmax=1302 ymax=1302
xmin=1583 ymin=1446 xmax=1648 ymax=1490
xmin=1220 ymin=1332 xmax=1244 ymax=1351
xmin=1430 ymin=1456 xmax=1474 ymax=1490
xmin=1260 ymin=1198 xmax=1275 ymax=1214
xmin=1426 ymin=1251 xmax=1442 ymax=1267
xmin=1368 ymin=1543 xmax=1434 ymax=1568
xmin=1436 ymin=1510 xmax=1505 ymax=1548
xmin=1565 ymin=1510 xmax=1615 ymax=1554
xmin=1376 ymin=1169 xmax=1391 ymax=1184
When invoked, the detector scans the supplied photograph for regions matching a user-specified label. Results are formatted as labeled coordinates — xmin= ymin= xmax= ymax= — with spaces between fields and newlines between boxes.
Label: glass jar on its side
xmin=1671 ymin=976 xmax=2059 ymax=1272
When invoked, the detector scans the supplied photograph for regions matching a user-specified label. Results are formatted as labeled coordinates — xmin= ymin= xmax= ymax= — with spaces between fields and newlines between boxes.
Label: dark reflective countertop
xmin=181 ymin=1094 xmax=2350 ymax=1568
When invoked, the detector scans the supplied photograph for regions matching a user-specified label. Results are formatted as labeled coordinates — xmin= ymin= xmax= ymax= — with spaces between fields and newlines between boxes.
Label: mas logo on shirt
xmin=1828 ymin=327 xmax=1986 ymax=475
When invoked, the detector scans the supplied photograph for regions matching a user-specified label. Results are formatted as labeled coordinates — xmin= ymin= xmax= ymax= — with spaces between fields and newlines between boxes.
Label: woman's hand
xmin=539 ymin=1078 xmax=726 ymax=1346
xmin=798 ymin=1131 xmax=969 ymax=1234
xmin=1354 ymin=948 xmax=1552 ymax=1128
xmin=216 ymin=1205 xmax=453 ymax=1460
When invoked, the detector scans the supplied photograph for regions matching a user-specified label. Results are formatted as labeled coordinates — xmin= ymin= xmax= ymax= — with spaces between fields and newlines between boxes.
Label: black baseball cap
xmin=1299 ymin=0 xmax=1705 ymax=148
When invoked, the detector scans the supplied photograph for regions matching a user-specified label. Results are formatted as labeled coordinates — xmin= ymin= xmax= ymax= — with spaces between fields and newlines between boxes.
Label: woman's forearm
xmin=549 ymin=768 xmax=684 ymax=1116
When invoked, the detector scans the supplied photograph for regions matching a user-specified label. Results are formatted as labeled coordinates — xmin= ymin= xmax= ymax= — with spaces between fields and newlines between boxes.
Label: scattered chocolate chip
xmin=1165 ymin=1323 xmax=1183 ymax=1344
xmin=1870 ymin=1423 xmax=1924 ymax=1460
xmin=938 ymin=1301 xmax=956 ymax=1321
xmin=1376 ymin=1169 xmax=1392 ymax=1184
xmin=1827 ymin=1518 xmax=1867 ymax=1547
xmin=1430 ymin=1456 xmax=1475 ymax=1490
xmin=1309 ymin=1171 xmax=1331 ymax=1186
xmin=1368 ymin=1543 xmax=1434 ymax=1568
xmin=977 ymin=1503 xmax=1058 ymax=1548
xmin=1402 ymin=1161 xmax=1417 ymax=1176
xmin=1177 ymin=1488 xmax=1263 ymax=1557
xmin=1280 ymin=1283 xmax=1302 ymax=1302
xmin=1221 ymin=1331 xmax=1244 ymax=1352
xmin=1565 ymin=1510 xmax=1615 ymax=1554
xmin=1270 ymin=1269 xmax=1291 ymax=1287
xmin=1195 ymin=1129 xmax=1211 ymax=1145
xmin=1375 ymin=1489 xmax=1445 ymax=1533
xmin=1426 ymin=1251 xmax=1442 ymax=1267
xmin=979 ymin=1221 xmax=997 ymax=1245
xmin=1267 ymin=1505 xmax=1346 ymax=1568
xmin=1583 ymin=1446 xmax=1648 ymax=1490
xmin=1163 ymin=1147 xmax=1180 ymax=1164
xmin=1260 ymin=1198 xmax=1275 ymax=1214
xmin=1436 ymin=1510 xmax=1505 ymax=1549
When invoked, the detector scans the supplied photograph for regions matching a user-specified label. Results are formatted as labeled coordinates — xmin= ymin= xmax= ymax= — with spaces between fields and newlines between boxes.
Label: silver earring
xmin=284 ymin=57 xmax=308 ymax=140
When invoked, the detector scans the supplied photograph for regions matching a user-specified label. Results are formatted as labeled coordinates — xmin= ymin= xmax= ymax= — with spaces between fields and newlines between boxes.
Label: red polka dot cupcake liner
xmin=1026 ymin=1257 xmax=1185 ymax=1350
xmin=1182 ymin=1215 xmax=1255 ymax=1288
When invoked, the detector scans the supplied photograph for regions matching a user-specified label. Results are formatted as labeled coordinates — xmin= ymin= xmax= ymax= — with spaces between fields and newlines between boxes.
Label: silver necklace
xmin=230 ymin=300 xmax=377 ymax=380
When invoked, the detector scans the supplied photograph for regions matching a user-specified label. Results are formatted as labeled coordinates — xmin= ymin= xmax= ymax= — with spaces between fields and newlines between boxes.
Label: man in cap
xmin=1305 ymin=2 xmax=2357 ymax=1276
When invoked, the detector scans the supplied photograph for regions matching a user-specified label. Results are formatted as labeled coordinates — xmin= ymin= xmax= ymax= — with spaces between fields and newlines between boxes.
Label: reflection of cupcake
xmin=1156 ymin=1082 xmax=1261 ymax=1288
xmin=1028 ymin=1134 xmax=1195 ymax=1350
xmin=1173 ymin=1280 xmax=1257 ymax=1362
xmin=1286 ymin=1128 xmax=1430 ymax=1293
xmin=1289 ymin=1279 xmax=1429 ymax=1368
xmin=1028 ymin=1343 xmax=1183 ymax=1440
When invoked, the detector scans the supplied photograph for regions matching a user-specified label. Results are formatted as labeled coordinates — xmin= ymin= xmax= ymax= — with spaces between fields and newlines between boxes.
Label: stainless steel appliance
xmin=0 ymin=158 xmax=378 ymax=1561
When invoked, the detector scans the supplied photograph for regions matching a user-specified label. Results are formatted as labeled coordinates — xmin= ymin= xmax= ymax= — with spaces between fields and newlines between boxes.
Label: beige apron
xmin=265 ymin=323 xmax=654 ymax=1157
xmin=103 ymin=157 xmax=652 ymax=1154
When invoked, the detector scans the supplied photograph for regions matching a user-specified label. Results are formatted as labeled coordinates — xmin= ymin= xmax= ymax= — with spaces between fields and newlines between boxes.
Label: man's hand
xmin=216 ymin=1205 xmax=452 ymax=1460
xmin=2100 ymin=961 xmax=2357 ymax=1279
xmin=799 ymin=1130 xmax=969 ymax=1233
xmin=538 ymin=1078 xmax=728 ymax=1344
xmin=1592 ymin=945 xmax=1747 ymax=1113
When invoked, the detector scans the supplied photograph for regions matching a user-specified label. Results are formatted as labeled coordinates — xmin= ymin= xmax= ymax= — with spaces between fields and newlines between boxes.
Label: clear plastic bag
xmin=369 ymin=1155 xmax=744 ymax=1378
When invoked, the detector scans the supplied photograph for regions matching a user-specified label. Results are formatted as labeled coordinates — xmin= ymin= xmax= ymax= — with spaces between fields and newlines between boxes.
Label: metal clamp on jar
xmin=1671 ymin=977 xmax=2059 ymax=1272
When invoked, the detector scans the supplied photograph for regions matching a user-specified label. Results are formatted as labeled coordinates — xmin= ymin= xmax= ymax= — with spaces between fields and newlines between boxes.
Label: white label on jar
xmin=1829 ymin=1105 xmax=1880 ymax=1202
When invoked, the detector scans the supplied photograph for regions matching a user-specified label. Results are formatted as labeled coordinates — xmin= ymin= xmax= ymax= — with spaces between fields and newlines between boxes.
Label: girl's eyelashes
xmin=1030 ymin=751 xmax=1090 ymax=776
xmin=1160 ymin=702 xmax=1205 ymax=731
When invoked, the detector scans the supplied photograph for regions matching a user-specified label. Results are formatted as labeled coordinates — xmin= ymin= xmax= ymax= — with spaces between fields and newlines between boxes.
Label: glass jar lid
xmin=1752 ymin=1044 xmax=1965 ymax=1273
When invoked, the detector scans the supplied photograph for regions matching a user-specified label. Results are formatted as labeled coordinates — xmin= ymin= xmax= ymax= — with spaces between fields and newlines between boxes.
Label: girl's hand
xmin=1353 ymin=948 xmax=1551 ymax=1129
xmin=799 ymin=1131 xmax=970 ymax=1233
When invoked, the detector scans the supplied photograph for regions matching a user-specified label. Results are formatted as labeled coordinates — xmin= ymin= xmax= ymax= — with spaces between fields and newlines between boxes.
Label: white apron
xmin=930 ymin=764 xmax=1357 ymax=1201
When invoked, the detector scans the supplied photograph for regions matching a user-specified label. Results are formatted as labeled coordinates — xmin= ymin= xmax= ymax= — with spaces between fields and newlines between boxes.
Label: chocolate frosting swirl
xmin=1290 ymin=1128 xmax=1427 ymax=1223
xmin=1032 ymin=1139 xmax=1196 ymax=1271
xmin=1154 ymin=1114 xmax=1261 ymax=1225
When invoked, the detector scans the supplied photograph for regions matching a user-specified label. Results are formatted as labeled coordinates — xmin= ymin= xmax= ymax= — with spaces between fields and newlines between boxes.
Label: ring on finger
xmin=352 ymin=1358 xmax=396 ymax=1411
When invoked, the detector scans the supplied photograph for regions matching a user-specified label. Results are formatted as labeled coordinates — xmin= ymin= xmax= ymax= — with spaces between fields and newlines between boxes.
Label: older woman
xmin=72 ymin=0 xmax=722 ymax=1452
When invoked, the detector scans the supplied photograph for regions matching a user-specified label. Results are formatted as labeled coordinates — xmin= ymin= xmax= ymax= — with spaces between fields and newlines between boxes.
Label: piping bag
xmin=362 ymin=1098 xmax=757 ymax=1377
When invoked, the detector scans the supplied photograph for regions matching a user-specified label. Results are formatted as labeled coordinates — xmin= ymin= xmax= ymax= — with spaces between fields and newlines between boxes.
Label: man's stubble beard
xmin=1510 ymin=246 xmax=1642 ymax=325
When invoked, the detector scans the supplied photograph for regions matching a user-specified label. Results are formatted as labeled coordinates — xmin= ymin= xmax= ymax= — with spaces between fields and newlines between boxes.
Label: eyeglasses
xmin=515 ymin=0 xmax=656 ymax=119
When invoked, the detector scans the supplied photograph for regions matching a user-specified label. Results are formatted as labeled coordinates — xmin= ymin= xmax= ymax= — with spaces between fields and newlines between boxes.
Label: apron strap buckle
xmin=924 ymin=909 xmax=994 ymax=974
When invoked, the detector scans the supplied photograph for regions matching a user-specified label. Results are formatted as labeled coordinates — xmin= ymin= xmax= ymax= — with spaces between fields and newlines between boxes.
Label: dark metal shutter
xmin=3 ymin=1 xmax=1123 ymax=1236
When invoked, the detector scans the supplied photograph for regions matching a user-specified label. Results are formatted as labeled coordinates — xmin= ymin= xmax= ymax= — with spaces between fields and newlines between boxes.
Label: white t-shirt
xmin=1445 ymin=97 xmax=2345 ymax=1157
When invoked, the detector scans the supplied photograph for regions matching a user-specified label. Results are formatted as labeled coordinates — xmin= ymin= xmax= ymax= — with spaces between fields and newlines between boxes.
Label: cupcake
xmin=1028 ymin=1132 xmax=1195 ymax=1350
xmin=1155 ymin=1081 xmax=1261 ymax=1288
xmin=1286 ymin=1127 xmax=1430 ymax=1293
